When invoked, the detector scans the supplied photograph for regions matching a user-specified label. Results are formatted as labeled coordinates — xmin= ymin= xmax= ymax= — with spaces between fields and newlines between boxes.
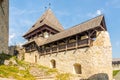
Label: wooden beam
xmin=100 ymin=25 xmax=106 ymax=31
xmin=76 ymin=35 xmax=78 ymax=48
xmin=50 ymin=44 xmax=52 ymax=54
xmin=57 ymin=41 xmax=59 ymax=52
xmin=65 ymin=39 xmax=68 ymax=51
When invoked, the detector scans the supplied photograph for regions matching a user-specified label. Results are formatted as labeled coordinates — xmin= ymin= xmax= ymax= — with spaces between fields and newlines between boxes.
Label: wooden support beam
xmin=88 ymin=31 xmax=91 ymax=45
xmin=100 ymin=25 xmax=106 ymax=31
xmin=50 ymin=44 xmax=52 ymax=54
xmin=57 ymin=41 xmax=59 ymax=52
xmin=65 ymin=39 xmax=68 ymax=51
xmin=76 ymin=35 xmax=78 ymax=48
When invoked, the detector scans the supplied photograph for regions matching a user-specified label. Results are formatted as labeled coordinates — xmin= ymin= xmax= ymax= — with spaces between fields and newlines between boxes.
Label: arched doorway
xmin=50 ymin=59 xmax=56 ymax=68
xmin=35 ymin=55 xmax=37 ymax=63
xmin=73 ymin=63 xmax=82 ymax=74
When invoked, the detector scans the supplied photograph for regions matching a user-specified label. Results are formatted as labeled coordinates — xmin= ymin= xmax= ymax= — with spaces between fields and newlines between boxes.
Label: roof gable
xmin=24 ymin=9 xmax=64 ymax=36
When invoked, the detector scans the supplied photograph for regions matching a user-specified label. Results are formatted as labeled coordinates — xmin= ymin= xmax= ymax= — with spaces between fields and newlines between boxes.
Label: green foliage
xmin=0 ymin=65 xmax=35 ymax=80
xmin=55 ymin=73 xmax=71 ymax=80
xmin=38 ymin=65 xmax=49 ymax=70
xmin=16 ymin=60 xmax=30 ymax=69
xmin=113 ymin=70 xmax=120 ymax=76
xmin=0 ymin=53 xmax=12 ymax=64
xmin=0 ymin=54 xmax=72 ymax=80
xmin=46 ymin=68 xmax=58 ymax=75
xmin=0 ymin=54 xmax=35 ymax=80
xmin=38 ymin=65 xmax=58 ymax=75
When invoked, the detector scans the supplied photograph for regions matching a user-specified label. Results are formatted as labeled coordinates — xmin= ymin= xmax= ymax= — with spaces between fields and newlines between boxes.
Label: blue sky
xmin=10 ymin=0 xmax=120 ymax=58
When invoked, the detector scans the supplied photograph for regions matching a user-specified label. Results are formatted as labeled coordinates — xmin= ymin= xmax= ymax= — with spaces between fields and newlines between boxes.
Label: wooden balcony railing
xmin=37 ymin=38 xmax=91 ymax=54
xmin=77 ymin=38 xmax=89 ymax=47
xmin=46 ymin=48 xmax=51 ymax=53
xmin=40 ymin=50 xmax=44 ymax=54
xmin=58 ymin=44 xmax=66 ymax=51
xmin=52 ymin=47 xmax=57 ymax=53
xmin=67 ymin=42 xmax=76 ymax=49
xmin=26 ymin=48 xmax=36 ymax=53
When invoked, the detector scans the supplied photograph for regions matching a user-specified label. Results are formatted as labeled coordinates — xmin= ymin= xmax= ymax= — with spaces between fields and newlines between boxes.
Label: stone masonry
xmin=0 ymin=0 xmax=9 ymax=53
xmin=24 ymin=31 xmax=112 ymax=80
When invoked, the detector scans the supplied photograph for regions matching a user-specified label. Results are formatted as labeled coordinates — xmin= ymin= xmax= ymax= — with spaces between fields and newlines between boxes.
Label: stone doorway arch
xmin=50 ymin=59 xmax=56 ymax=68
xmin=73 ymin=63 xmax=82 ymax=74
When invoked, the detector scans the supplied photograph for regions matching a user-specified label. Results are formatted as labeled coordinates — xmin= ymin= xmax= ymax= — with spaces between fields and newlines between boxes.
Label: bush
xmin=0 ymin=53 xmax=12 ymax=64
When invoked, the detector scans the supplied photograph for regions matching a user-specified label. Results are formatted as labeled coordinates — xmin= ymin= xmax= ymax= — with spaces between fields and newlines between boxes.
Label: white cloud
xmin=87 ymin=9 xmax=103 ymax=18
xmin=96 ymin=10 xmax=102 ymax=15
xmin=9 ymin=33 xmax=16 ymax=45
xmin=9 ymin=6 xmax=40 ymax=46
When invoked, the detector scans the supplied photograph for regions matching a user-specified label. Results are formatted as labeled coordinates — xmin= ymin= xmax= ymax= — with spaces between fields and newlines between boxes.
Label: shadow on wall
xmin=80 ymin=73 xmax=109 ymax=80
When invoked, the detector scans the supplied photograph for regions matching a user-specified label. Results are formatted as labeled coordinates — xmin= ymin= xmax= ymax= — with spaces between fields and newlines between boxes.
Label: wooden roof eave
xmin=39 ymin=26 xmax=101 ymax=47
xmin=22 ymin=40 xmax=35 ymax=47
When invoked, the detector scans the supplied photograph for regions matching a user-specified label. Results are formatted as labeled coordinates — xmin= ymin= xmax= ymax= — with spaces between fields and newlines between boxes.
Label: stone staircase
xmin=29 ymin=65 xmax=55 ymax=80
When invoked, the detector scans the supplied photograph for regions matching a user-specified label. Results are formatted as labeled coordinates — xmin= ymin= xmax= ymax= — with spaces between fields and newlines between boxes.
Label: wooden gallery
xmin=23 ymin=9 xmax=112 ymax=79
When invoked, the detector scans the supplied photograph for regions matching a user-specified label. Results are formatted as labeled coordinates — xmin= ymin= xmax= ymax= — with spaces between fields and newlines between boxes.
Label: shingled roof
xmin=112 ymin=58 xmax=120 ymax=64
xmin=23 ymin=37 xmax=47 ymax=46
xmin=38 ymin=15 xmax=105 ymax=46
xmin=23 ymin=15 xmax=105 ymax=46
xmin=23 ymin=9 xmax=64 ymax=36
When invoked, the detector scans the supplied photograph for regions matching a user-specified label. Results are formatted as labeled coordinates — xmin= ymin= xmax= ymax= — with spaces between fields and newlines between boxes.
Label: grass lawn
xmin=113 ymin=70 xmax=120 ymax=77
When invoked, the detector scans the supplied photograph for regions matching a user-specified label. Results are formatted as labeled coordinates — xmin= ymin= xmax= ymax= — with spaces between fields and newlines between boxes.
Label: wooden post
xmin=44 ymin=46 xmax=46 ymax=55
xmin=50 ymin=44 xmax=52 ymax=54
xmin=88 ymin=31 xmax=91 ymax=46
xmin=41 ymin=31 xmax=44 ymax=37
xmin=65 ymin=39 xmax=68 ymax=51
xmin=76 ymin=35 xmax=78 ymax=48
xmin=57 ymin=41 xmax=59 ymax=52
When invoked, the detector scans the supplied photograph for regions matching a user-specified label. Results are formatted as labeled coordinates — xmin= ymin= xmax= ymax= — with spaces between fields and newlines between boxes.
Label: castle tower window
xmin=73 ymin=63 xmax=82 ymax=74
xmin=50 ymin=59 xmax=56 ymax=68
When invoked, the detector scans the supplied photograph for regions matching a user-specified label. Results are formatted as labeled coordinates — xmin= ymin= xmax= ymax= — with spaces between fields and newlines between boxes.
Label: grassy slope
xmin=0 ymin=53 xmax=71 ymax=80
xmin=113 ymin=70 xmax=120 ymax=77
xmin=0 ymin=65 xmax=35 ymax=80
xmin=0 ymin=53 xmax=35 ymax=80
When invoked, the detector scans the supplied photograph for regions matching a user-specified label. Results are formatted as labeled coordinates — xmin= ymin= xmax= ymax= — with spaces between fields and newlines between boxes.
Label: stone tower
xmin=0 ymin=0 xmax=9 ymax=53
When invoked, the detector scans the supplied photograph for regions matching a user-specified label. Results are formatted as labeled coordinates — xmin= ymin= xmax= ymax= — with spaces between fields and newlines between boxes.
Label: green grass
xmin=38 ymin=65 xmax=71 ymax=80
xmin=0 ymin=53 xmax=72 ymax=80
xmin=55 ymin=73 xmax=71 ymax=80
xmin=16 ymin=60 xmax=30 ymax=69
xmin=38 ymin=65 xmax=58 ymax=75
xmin=0 ymin=53 xmax=35 ymax=80
xmin=113 ymin=70 xmax=120 ymax=76
xmin=0 ymin=65 xmax=35 ymax=80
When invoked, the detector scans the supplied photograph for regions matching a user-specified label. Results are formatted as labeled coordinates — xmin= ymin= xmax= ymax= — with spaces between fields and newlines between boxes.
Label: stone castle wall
xmin=24 ymin=31 xmax=112 ymax=80
xmin=0 ymin=0 xmax=9 ymax=53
